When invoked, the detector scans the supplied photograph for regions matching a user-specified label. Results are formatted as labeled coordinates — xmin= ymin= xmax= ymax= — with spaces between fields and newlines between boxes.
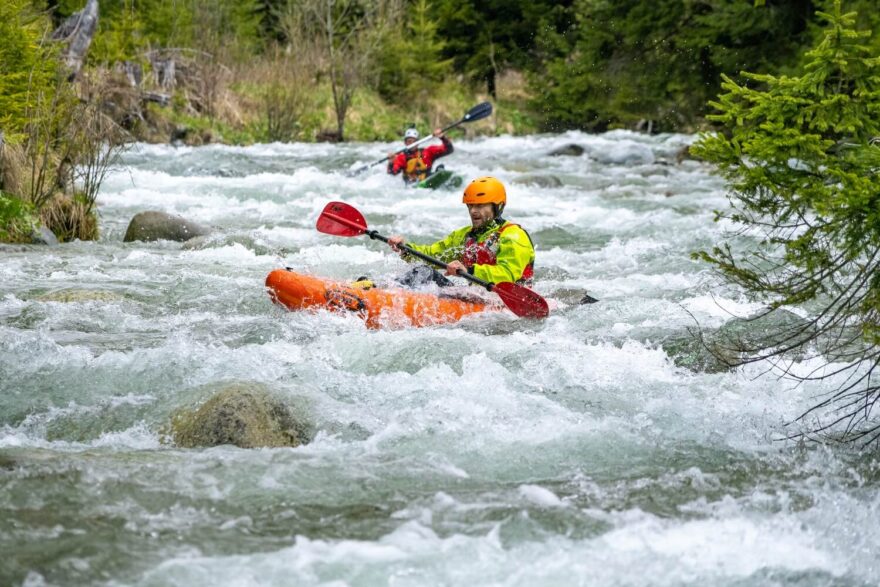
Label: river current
xmin=1 ymin=131 xmax=878 ymax=586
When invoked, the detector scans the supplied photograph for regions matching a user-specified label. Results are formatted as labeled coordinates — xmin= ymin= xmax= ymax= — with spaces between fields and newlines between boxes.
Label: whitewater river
xmin=1 ymin=132 xmax=878 ymax=586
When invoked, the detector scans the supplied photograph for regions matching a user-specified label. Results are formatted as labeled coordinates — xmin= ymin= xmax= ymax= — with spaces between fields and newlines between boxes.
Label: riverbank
xmin=123 ymin=68 xmax=536 ymax=147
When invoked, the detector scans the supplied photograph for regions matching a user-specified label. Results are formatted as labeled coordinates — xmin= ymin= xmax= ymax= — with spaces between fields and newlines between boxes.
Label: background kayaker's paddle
xmin=346 ymin=102 xmax=493 ymax=177
xmin=316 ymin=201 xmax=549 ymax=319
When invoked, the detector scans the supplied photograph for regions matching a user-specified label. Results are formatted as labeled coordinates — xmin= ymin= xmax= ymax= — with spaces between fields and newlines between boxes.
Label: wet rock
xmin=36 ymin=289 xmax=125 ymax=303
xmin=662 ymin=309 xmax=816 ymax=374
xmin=170 ymin=126 xmax=189 ymax=144
xmin=587 ymin=143 xmax=654 ymax=166
xmin=548 ymin=144 xmax=584 ymax=157
xmin=30 ymin=225 xmax=59 ymax=246
xmin=317 ymin=129 xmax=342 ymax=143
xmin=124 ymin=210 xmax=211 ymax=243
xmin=717 ymin=308 xmax=815 ymax=355
xmin=511 ymin=175 xmax=563 ymax=188
xmin=170 ymin=126 xmax=215 ymax=146
xmin=661 ymin=331 xmax=736 ymax=374
xmin=166 ymin=384 xmax=310 ymax=449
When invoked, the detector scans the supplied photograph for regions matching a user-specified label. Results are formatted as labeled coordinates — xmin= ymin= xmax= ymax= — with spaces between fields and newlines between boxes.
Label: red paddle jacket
xmin=387 ymin=136 xmax=454 ymax=183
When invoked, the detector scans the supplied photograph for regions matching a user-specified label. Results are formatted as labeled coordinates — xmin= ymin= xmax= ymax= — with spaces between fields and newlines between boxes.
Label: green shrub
xmin=0 ymin=0 xmax=60 ymax=139
xmin=0 ymin=193 xmax=38 ymax=243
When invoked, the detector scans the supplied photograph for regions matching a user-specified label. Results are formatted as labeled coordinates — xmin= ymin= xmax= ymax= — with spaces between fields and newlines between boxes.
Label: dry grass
xmin=40 ymin=193 xmax=98 ymax=242
xmin=0 ymin=138 xmax=27 ymax=196
xmin=496 ymin=70 xmax=530 ymax=102
xmin=234 ymin=46 xmax=322 ymax=142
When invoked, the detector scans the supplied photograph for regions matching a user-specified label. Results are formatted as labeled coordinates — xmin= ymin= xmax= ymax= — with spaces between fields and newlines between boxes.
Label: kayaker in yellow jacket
xmin=387 ymin=176 xmax=535 ymax=287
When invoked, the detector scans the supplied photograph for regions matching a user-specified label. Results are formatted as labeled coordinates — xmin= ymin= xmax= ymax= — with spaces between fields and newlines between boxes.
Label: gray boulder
xmin=30 ymin=225 xmax=59 ymax=246
xmin=124 ymin=210 xmax=211 ymax=242
xmin=661 ymin=309 xmax=816 ymax=374
xmin=548 ymin=144 xmax=585 ymax=157
xmin=166 ymin=384 xmax=310 ymax=449
xmin=660 ymin=331 xmax=737 ymax=374
xmin=717 ymin=308 xmax=815 ymax=355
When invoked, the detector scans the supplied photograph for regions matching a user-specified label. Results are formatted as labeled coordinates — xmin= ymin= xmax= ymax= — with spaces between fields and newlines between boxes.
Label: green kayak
xmin=414 ymin=169 xmax=464 ymax=190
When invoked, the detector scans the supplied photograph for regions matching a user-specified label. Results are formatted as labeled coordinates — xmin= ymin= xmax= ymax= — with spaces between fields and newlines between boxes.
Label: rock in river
xmin=123 ymin=210 xmax=211 ymax=242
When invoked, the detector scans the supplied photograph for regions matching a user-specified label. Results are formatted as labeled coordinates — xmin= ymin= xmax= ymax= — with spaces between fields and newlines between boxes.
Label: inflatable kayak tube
xmin=266 ymin=269 xmax=501 ymax=328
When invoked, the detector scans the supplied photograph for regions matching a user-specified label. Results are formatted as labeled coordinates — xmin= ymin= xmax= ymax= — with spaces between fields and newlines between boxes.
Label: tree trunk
xmin=51 ymin=0 xmax=99 ymax=80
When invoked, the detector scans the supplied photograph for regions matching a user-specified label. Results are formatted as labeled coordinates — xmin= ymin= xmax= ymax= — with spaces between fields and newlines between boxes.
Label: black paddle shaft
xmin=364 ymin=230 xmax=496 ymax=292
xmin=398 ymin=101 xmax=491 ymax=155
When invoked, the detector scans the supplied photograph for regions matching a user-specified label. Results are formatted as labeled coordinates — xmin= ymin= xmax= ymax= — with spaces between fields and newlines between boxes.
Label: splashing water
xmin=1 ymin=132 xmax=877 ymax=586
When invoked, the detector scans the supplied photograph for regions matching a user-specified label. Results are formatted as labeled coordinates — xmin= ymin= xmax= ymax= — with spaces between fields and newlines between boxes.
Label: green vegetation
xmin=535 ymin=0 xmax=816 ymax=132
xmin=0 ymin=193 xmax=39 ymax=243
xmin=1 ymin=1 xmax=131 ymax=244
xmin=693 ymin=1 xmax=880 ymax=445
xmin=0 ymin=0 xmax=60 ymax=141
xmin=3 ymin=0 xmax=880 ymax=248
xmin=16 ymin=0 xmax=880 ymax=144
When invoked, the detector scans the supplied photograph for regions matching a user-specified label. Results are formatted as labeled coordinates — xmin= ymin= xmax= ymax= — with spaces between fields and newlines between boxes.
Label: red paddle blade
xmin=316 ymin=201 xmax=367 ymax=237
xmin=494 ymin=282 xmax=550 ymax=319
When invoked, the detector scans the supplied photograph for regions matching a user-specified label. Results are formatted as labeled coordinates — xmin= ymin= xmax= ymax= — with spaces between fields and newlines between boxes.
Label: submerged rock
xmin=511 ymin=175 xmax=563 ymax=188
xmin=36 ymin=289 xmax=125 ymax=303
xmin=717 ymin=308 xmax=815 ymax=354
xmin=166 ymin=384 xmax=310 ymax=449
xmin=587 ymin=143 xmax=655 ymax=166
xmin=124 ymin=210 xmax=211 ymax=243
xmin=662 ymin=309 xmax=816 ymax=374
xmin=661 ymin=331 xmax=737 ymax=374
xmin=548 ymin=144 xmax=585 ymax=157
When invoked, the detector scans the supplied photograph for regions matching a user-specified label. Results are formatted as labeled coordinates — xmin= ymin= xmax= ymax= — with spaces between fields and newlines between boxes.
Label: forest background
xmin=2 ymin=0 xmax=879 ymax=244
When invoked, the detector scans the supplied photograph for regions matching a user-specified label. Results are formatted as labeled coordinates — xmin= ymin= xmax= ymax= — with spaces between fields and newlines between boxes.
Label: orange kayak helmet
xmin=462 ymin=176 xmax=506 ymax=216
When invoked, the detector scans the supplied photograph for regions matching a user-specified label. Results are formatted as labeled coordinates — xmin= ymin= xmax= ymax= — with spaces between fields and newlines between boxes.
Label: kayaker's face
xmin=467 ymin=203 xmax=494 ymax=230
xmin=404 ymin=138 xmax=416 ymax=146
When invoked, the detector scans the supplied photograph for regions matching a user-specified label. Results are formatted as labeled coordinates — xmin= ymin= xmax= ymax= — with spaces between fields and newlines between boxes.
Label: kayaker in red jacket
xmin=387 ymin=127 xmax=453 ymax=185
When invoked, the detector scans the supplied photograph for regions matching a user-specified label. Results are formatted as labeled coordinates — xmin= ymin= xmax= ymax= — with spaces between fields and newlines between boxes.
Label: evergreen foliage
xmin=0 ymin=0 xmax=60 ymax=140
xmin=693 ymin=1 xmax=880 ymax=445
xmin=435 ymin=0 xmax=573 ymax=96
xmin=375 ymin=0 xmax=452 ymax=105
xmin=534 ymin=0 xmax=814 ymax=132
xmin=63 ymin=0 xmax=265 ymax=65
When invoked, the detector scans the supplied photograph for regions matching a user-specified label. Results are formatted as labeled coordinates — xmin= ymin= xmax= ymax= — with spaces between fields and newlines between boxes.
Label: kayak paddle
xmin=316 ymin=201 xmax=550 ymax=319
xmin=346 ymin=102 xmax=493 ymax=177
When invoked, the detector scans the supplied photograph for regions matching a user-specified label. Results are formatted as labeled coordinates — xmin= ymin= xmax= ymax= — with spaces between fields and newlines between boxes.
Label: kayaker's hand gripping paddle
xmin=316 ymin=201 xmax=550 ymax=319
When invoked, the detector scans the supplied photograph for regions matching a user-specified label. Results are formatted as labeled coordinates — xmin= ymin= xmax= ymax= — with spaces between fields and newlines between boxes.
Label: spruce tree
xmin=693 ymin=1 xmax=880 ymax=446
xmin=376 ymin=0 xmax=452 ymax=104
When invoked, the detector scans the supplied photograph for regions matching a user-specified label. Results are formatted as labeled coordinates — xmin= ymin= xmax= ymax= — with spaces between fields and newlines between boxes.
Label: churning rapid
xmin=1 ymin=132 xmax=878 ymax=586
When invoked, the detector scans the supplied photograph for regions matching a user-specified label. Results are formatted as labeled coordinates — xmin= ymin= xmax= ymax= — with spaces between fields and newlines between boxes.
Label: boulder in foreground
xmin=167 ymin=384 xmax=310 ymax=449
